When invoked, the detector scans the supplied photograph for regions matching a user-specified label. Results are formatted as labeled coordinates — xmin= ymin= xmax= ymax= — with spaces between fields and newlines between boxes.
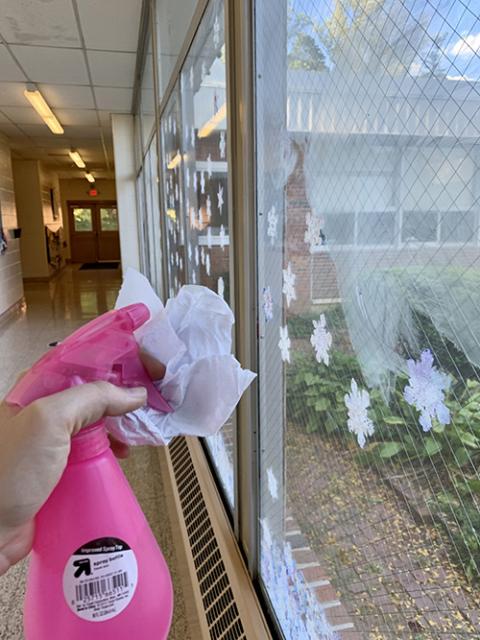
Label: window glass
xmin=155 ymin=0 xmax=198 ymax=102
xmin=256 ymin=1 xmax=480 ymax=638
xmin=160 ymin=85 xmax=185 ymax=297
xmin=100 ymin=208 xmax=119 ymax=231
xmin=140 ymin=31 xmax=156 ymax=152
xmin=179 ymin=0 xmax=234 ymax=507
xmin=73 ymin=208 xmax=92 ymax=232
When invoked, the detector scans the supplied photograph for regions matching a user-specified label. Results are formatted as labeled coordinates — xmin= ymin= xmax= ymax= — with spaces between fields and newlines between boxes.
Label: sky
xmin=288 ymin=0 xmax=480 ymax=81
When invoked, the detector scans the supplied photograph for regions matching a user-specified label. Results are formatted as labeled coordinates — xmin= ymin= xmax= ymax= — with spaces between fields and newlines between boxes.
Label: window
xmin=100 ymin=207 xmax=119 ymax=231
xmin=73 ymin=208 xmax=92 ymax=232
xmin=256 ymin=1 xmax=480 ymax=638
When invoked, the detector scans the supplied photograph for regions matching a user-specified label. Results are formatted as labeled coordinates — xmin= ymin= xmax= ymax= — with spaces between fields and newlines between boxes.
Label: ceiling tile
xmin=0 ymin=44 xmax=26 ymax=81
xmin=0 ymin=0 xmax=80 ymax=47
xmin=87 ymin=51 xmax=136 ymax=88
xmin=1 ymin=105 xmax=43 ymax=124
xmin=76 ymin=0 xmax=142 ymax=52
xmin=17 ymin=123 xmax=58 ymax=137
xmin=98 ymin=110 xmax=112 ymax=127
xmin=10 ymin=45 xmax=89 ymax=84
xmin=94 ymin=87 xmax=132 ymax=111
xmin=0 ymin=122 xmax=25 ymax=136
xmin=39 ymin=84 xmax=95 ymax=109
xmin=62 ymin=125 xmax=102 ymax=139
xmin=0 ymin=82 xmax=29 ymax=106
xmin=53 ymin=108 xmax=98 ymax=126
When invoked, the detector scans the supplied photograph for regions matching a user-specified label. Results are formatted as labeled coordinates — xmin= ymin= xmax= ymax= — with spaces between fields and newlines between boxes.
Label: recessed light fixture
xmin=68 ymin=149 xmax=86 ymax=169
xmin=84 ymin=172 xmax=95 ymax=183
xmin=23 ymin=84 xmax=64 ymax=135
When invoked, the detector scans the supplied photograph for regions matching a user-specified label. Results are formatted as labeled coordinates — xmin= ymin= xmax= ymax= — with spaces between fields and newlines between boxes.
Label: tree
xmin=287 ymin=6 xmax=326 ymax=71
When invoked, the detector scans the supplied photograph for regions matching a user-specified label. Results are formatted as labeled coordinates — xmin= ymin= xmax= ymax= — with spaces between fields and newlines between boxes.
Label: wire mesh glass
xmin=256 ymin=1 xmax=480 ymax=638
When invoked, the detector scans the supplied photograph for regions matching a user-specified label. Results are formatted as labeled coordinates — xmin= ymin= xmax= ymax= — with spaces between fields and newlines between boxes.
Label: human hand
xmin=0 ymin=351 xmax=166 ymax=576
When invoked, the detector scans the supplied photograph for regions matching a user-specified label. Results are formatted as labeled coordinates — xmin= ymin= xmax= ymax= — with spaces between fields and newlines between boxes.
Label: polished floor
xmin=0 ymin=266 xmax=191 ymax=639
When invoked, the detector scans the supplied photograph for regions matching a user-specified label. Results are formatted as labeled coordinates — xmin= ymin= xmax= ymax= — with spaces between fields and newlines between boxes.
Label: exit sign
xmin=89 ymin=187 xmax=98 ymax=196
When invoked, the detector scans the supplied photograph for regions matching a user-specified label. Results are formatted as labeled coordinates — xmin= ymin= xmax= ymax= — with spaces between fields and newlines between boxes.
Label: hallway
xmin=0 ymin=266 xmax=191 ymax=640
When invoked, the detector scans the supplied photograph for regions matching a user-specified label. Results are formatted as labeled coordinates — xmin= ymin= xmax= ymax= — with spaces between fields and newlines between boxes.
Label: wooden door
xmin=68 ymin=201 xmax=120 ymax=263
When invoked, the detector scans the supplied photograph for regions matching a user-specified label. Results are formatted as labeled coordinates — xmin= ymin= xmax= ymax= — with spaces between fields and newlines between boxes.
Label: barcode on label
xmin=75 ymin=572 xmax=128 ymax=601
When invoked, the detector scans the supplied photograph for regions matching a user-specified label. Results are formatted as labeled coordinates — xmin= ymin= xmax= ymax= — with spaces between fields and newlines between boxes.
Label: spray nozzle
xmin=6 ymin=303 xmax=172 ymax=414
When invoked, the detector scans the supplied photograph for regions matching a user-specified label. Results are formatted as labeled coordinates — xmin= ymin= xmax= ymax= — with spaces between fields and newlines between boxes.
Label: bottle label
xmin=63 ymin=537 xmax=138 ymax=622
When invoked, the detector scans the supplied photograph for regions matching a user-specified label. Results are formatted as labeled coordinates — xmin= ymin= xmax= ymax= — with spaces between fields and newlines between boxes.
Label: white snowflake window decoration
xmin=169 ymin=173 xmax=173 ymax=190
xmin=259 ymin=518 xmax=338 ymax=640
xmin=304 ymin=212 xmax=324 ymax=250
xmin=403 ymin=349 xmax=451 ymax=432
xmin=278 ymin=325 xmax=291 ymax=363
xmin=179 ymin=257 xmax=183 ymax=271
xmin=262 ymin=286 xmax=273 ymax=322
xmin=344 ymin=379 xmax=375 ymax=448
xmin=197 ymin=207 xmax=203 ymax=227
xmin=189 ymin=65 xmax=194 ymax=89
xmin=200 ymin=171 xmax=206 ymax=194
xmin=194 ymin=246 xmax=199 ymax=266
xmin=217 ymin=276 xmax=225 ymax=299
xmin=206 ymin=153 xmax=212 ymax=178
xmin=207 ymin=226 xmax=212 ymax=249
xmin=282 ymin=262 xmax=296 ymax=308
xmin=266 ymin=467 xmax=279 ymax=501
xmin=185 ymin=167 xmax=190 ymax=189
xmin=213 ymin=14 xmax=220 ymax=49
xmin=193 ymin=171 xmax=198 ymax=193
xmin=190 ymin=207 xmax=196 ymax=229
xmin=187 ymin=242 xmax=192 ymax=262
xmin=175 ymin=252 xmax=179 ymax=267
xmin=172 ymin=118 xmax=176 ymax=136
xmin=217 ymin=184 xmax=224 ymax=214
xmin=219 ymin=224 xmax=226 ymax=251
xmin=192 ymin=269 xmax=197 ymax=284
xmin=200 ymin=246 xmax=205 ymax=265
xmin=190 ymin=126 xmax=195 ymax=148
xmin=205 ymin=253 xmax=211 ymax=276
xmin=174 ymin=182 xmax=179 ymax=201
xmin=267 ymin=205 xmax=278 ymax=246
xmin=311 ymin=314 xmax=332 ymax=366
xmin=206 ymin=194 xmax=212 ymax=220
xmin=219 ymin=131 xmax=226 ymax=159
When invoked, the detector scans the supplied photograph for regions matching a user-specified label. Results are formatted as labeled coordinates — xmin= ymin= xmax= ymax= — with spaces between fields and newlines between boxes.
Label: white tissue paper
xmin=106 ymin=268 xmax=256 ymax=446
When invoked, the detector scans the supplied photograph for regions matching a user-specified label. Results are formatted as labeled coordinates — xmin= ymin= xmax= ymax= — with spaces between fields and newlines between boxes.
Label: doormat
xmin=79 ymin=262 xmax=120 ymax=270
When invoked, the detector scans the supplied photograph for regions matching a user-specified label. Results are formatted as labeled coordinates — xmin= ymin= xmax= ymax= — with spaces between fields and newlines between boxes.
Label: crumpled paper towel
xmin=106 ymin=268 xmax=256 ymax=446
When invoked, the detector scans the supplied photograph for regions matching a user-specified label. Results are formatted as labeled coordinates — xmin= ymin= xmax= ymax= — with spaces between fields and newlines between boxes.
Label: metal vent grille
xmin=169 ymin=437 xmax=247 ymax=640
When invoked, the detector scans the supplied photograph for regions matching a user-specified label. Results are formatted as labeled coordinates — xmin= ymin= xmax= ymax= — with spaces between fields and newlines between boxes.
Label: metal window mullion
xmin=150 ymin=0 xmax=170 ymax=301
xmin=225 ymin=0 xmax=259 ymax=574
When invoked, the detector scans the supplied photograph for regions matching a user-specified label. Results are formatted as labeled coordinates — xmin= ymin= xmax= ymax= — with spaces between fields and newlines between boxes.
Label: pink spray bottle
xmin=6 ymin=303 xmax=174 ymax=640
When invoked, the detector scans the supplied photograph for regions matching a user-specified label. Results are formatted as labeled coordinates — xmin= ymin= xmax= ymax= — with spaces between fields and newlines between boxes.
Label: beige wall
xmin=59 ymin=179 xmax=117 ymax=260
xmin=0 ymin=134 xmax=23 ymax=315
xmin=12 ymin=159 xmax=48 ymax=280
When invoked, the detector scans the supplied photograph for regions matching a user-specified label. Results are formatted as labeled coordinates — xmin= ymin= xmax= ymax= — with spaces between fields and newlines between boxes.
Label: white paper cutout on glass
xmin=344 ymin=379 xmax=375 ymax=448
xmin=282 ymin=262 xmax=296 ymax=308
xmin=279 ymin=325 xmax=291 ymax=363
xmin=311 ymin=314 xmax=332 ymax=366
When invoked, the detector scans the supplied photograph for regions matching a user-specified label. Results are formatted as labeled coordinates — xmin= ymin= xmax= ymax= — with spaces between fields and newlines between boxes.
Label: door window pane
xmin=100 ymin=208 xmax=119 ymax=231
xmin=256 ymin=1 xmax=480 ymax=638
xmin=73 ymin=208 xmax=92 ymax=231
xmin=179 ymin=0 xmax=234 ymax=507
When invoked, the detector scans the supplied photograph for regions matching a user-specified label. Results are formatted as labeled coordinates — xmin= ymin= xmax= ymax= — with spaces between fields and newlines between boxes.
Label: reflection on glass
xmin=73 ymin=208 xmax=92 ymax=232
xmin=178 ymin=0 xmax=234 ymax=507
xmin=100 ymin=208 xmax=119 ymax=231
xmin=257 ymin=0 xmax=480 ymax=637
xmin=160 ymin=87 xmax=185 ymax=297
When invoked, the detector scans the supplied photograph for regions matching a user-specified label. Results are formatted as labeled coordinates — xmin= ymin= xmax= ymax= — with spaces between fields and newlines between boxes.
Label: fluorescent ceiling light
xmin=69 ymin=149 xmax=86 ymax=169
xmin=23 ymin=86 xmax=64 ymax=135
xmin=197 ymin=103 xmax=227 ymax=139
xmin=167 ymin=152 xmax=182 ymax=170
xmin=84 ymin=172 xmax=95 ymax=183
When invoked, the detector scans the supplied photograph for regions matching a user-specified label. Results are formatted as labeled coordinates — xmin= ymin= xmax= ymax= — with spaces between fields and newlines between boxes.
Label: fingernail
xmin=126 ymin=386 xmax=147 ymax=401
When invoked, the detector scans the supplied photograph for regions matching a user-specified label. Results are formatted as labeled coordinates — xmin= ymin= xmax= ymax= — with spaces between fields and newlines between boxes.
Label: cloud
xmin=449 ymin=33 xmax=480 ymax=57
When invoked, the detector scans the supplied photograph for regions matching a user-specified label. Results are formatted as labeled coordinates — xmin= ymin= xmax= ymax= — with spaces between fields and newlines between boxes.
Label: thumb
xmin=33 ymin=382 xmax=147 ymax=437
